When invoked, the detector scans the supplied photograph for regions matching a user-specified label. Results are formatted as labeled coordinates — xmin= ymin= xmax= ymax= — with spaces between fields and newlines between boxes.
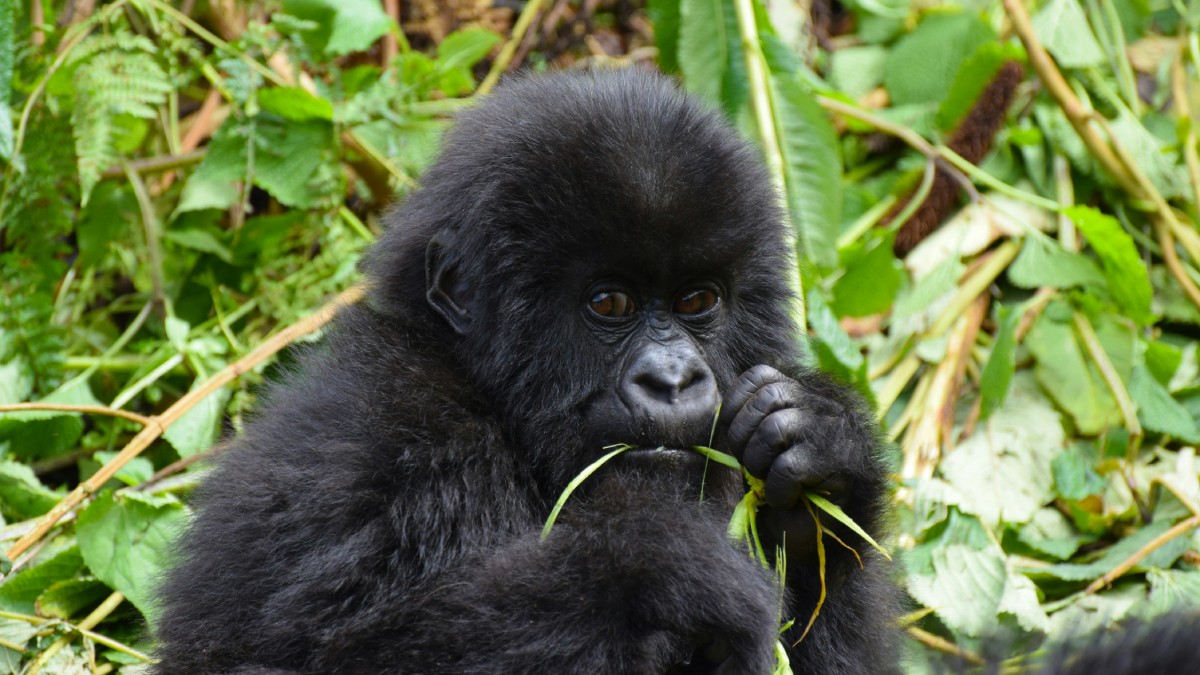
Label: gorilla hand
xmin=718 ymin=364 xmax=878 ymax=568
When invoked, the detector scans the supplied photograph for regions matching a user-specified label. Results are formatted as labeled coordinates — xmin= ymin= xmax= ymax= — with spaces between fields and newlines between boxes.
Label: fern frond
xmin=72 ymin=51 xmax=171 ymax=203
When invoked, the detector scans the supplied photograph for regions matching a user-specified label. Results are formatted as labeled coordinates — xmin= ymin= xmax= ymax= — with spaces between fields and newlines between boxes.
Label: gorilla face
xmin=412 ymin=72 xmax=798 ymax=491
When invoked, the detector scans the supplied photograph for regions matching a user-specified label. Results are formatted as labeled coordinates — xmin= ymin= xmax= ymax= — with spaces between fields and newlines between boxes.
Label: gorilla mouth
xmin=620 ymin=446 xmax=708 ymax=469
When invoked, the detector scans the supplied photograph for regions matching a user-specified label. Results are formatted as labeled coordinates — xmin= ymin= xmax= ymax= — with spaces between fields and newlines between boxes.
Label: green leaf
xmin=1033 ymin=518 xmax=1181 ymax=580
xmin=830 ymin=235 xmax=903 ymax=317
xmin=197 ymin=116 xmax=336 ymax=208
xmin=829 ymin=46 xmax=888 ymax=99
xmin=1008 ymin=233 xmax=1107 ymax=290
xmin=163 ymin=385 xmax=231 ymax=458
xmin=1031 ymin=0 xmax=1107 ymax=68
xmin=175 ymin=174 xmax=240 ymax=213
xmin=0 ymin=461 xmax=62 ymax=520
xmin=907 ymin=543 xmax=1048 ymax=637
xmin=36 ymin=577 xmax=111 ymax=620
xmin=435 ymin=29 xmax=501 ymax=95
xmin=0 ymin=0 xmax=14 ymax=161
xmin=1128 ymin=366 xmax=1200 ymax=441
xmin=0 ymin=378 xmax=101 ymax=460
xmin=806 ymin=290 xmax=872 ymax=402
xmin=1066 ymin=206 xmax=1154 ymax=325
xmin=649 ymin=0 xmax=684 ymax=73
xmin=771 ymin=74 xmax=842 ymax=270
xmin=1052 ymin=442 xmax=1108 ymax=501
xmin=679 ymin=0 xmax=743 ymax=114
xmin=283 ymin=0 xmax=394 ymax=56
xmin=257 ymin=86 xmax=334 ymax=122
xmin=1017 ymin=507 xmax=1085 ymax=560
xmin=939 ymin=379 xmax=1065 ymax=527
xmin=0 ymin=546 xmax=85 ymax=614
xmin=84 ymin=451 xmax=155 ymax=488
xmin=1109 ymin=112 xmax=1190 ymax=199
xmin=76 ymin=492 xmax=190 ymax=627
xmin=978 ymin=304 xmax=1018 ymax=422
xmin=936 ymin=42 xmax=1023 ymax=132
xmin=1027 ymin=308 xmax=1123 ymax=434
xmin=76 ymin=182 xmax=137 ymax=267
xmin=0 ymin=618 xmax=38 ymax=672
xmin=884 ymin=12 xmax=996 ymax=107
xmin=163 ymin=227 xmax=235 ymax=264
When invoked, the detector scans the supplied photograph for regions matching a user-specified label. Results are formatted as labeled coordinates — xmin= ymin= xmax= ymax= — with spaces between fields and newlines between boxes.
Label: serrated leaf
xmin=1128 ymin=366 xmax=1200 ymax=441
xmin=884 ymin=12 xmax=996 ymax=106
xmin=907 ymin=544 xmax=1047 ymax=637
xmin=679 ymin=0 xmax=744 ymax=114
xmin=1109 ymin=112 xmax=1189 ymax=199
xmin=830 ymin=235 xmax=903 ymax=317
xmin=806 ymin=290 xmax=873 ymax=403
xmin=36 ymin=577 xmax=110 ymax=620
xmin=1008 ymin=233 xmax=1107 ymax=290
xmin=163 ymin=385 xmax=231 ymax=458
xmin=1017 ymin=507 xmax=1085 ymax=560
xmin=1066 ymin=206 xmax=1154 ymax=325
xmin=0 ymin=546 xmax=84 ymax=614
xmin=435 ymin=29 xmax=501 ymax=95
xmin=829 ymin=46 xmax=888 ymax=99
xmin=1031 ymin=0 xmax=1106 ymax=68
xmin=940 ymin=380 xmax=1064 ymax=527
xmin=936 ymin=42 xmax=1023 ymax=132
xmin=283 ymin=0 xmax=394 ymax=56
xmin=76 ymin=492 xmax=189 ymax=628
xmin=1027 ymin=308 xmax=1123 ymax=434
xmin=1032 ymin=518 xmax=1180 ymax=580
xmin=197 ymin=116 xmax=335 ymax=208
xmin=771 ymin=74 xmax=842 ymax=270
xmin=257 ymin=86 xmax=334 ymax=122
xmin=0 ymin=461 xmax=62 ymax=520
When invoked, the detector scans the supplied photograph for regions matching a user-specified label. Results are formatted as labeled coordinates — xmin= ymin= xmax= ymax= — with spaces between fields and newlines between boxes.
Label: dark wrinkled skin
xmin=154 ymin=69 xmax=899 ymax=675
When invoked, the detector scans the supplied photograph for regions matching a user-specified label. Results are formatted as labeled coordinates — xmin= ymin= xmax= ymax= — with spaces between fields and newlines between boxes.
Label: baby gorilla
xmin=155 ymin=69 xmax=897 ymax=674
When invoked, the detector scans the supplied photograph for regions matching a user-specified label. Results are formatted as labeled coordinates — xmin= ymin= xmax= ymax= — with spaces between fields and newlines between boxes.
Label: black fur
xmin=155 ymin=69 xmax=898 ymax=674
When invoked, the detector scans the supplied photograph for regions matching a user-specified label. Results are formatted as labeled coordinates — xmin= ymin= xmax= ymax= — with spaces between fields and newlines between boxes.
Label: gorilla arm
xmin=334 ymin=482 xmax=782 ymax=674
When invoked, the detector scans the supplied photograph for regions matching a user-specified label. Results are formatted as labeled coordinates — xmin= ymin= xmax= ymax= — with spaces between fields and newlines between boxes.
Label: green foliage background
xmin=1 ymin=0 xmax=1199 ymax=672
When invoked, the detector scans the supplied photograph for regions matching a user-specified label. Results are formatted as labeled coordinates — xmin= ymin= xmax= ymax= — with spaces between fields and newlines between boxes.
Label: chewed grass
xmin=542 ymin=442 xmax=889 ymax=674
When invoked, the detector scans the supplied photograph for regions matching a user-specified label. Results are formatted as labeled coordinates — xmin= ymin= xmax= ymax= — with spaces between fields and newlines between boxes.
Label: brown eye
xmin=674 ymin=289 xmax=719 ymax=316
xmin=589 ymin=291 xmax=636 ymax=318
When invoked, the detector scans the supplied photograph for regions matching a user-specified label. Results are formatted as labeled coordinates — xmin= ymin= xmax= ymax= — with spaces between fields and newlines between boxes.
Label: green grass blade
xmin=540 ymin=444 xmax=632 ymax=540
xmin=690 ymin=444 xmax=742 ymax=470
xmin=805 ymin=491 xmax=892 ymax=560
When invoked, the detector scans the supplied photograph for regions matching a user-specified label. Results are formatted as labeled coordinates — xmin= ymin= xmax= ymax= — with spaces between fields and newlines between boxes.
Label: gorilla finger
xmin=742 ymin=408 xmax=814 ymax=477
xmin=718 ymin=365 xmax=788 ymax=430
xmin=763 ymin=444 xmax=825 ymax=510
xmin=727 ymin=385 xmax=804 ymax=463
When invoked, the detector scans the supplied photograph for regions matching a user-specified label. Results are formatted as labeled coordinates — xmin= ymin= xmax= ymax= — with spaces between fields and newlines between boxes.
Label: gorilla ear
xmin=425 ymin=235 xmax=473 ymax=335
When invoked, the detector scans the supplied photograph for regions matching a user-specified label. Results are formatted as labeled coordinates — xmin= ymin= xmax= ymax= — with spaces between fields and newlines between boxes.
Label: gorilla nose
xmin=621 ymin=343 xmax=720 ymax=424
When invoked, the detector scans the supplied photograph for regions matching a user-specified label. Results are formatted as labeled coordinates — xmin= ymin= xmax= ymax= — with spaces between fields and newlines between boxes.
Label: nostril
xmin=633 ymin=368 xmax=708 ymax=404
xmin=634 ymin=371 xmax=682 ymax=402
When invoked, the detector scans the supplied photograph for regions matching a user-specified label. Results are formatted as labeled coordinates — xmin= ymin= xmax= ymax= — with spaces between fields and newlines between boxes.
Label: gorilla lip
xmin=621 ymin=446 xmax=707 ymax=468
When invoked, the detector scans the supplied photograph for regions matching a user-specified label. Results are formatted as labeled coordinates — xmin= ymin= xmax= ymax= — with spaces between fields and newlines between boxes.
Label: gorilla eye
xmin=589 ymin=291 xmax=637 ymax=318
xmin=674 ymin=289 xmax=719 ymax=316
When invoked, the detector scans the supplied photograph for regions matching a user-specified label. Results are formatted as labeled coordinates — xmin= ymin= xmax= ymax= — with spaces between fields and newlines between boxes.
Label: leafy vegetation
xmin=1 ymin=0 xmax=1198 ymax=672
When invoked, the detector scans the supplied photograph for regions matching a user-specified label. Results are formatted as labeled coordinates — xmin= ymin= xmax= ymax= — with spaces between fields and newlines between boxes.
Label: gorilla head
xmin=367 ymin=70 xmax=798 ymax=491
xmin=155 ymin=67 xmax=897 ymax=675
